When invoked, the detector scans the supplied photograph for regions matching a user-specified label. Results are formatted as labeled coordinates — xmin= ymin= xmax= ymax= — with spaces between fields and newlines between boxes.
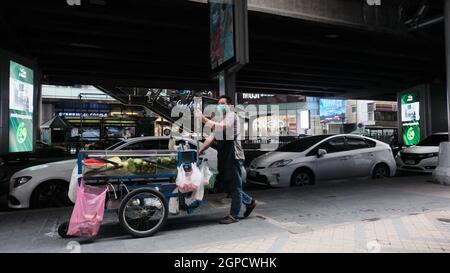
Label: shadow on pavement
xmin=75 ymin=213 xmax=224 ymax=242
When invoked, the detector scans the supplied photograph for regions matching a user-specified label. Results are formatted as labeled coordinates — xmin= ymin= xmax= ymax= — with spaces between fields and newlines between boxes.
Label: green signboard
xmin=400 ymin=92 xmax=420 ymax=146
xmin=9 ymin=61 xmax=34 ymax=152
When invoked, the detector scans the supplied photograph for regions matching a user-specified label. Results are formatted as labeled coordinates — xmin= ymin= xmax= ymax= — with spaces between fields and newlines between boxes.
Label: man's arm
xmin=201 ymin=113 xmax=233 ymax=131
xmin=199 ymin=135 xmax=215 ymax=155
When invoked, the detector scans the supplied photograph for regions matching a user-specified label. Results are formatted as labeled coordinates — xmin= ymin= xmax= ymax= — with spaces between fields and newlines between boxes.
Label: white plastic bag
xmin=190 ymin=163 xmax=202 ymax=187
xmin=68 ymin=165 xmax=82 ymax=203
xmin=176 ymin=165 xmax=196 ymax=193
xmin=168 ymin=188 xmax=179 ymax=215
xmin=169 ymin=197 xmax=179 ymax=214
xmin=175 ymin=166 xmax=186 ymax=190
xmin=190 ymin=163 xmax=206 ymax=201
xmin=176 ymin=163 xmax=202 ymax=193
xmin=200 ymin=162 xmax=213 ymax=186
xmin=193 ymin=181 xmax=205 ymax=201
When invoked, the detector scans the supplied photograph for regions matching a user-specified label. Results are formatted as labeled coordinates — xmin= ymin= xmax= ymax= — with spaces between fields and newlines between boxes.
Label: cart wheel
xmin=58 ymin=221 xmax=75 ymax=239
xmin=118 ymin=188 xmax=168 ymax=238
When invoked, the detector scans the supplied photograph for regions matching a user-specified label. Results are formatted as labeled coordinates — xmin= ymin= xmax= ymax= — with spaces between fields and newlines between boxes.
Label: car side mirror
xmin=317 ymin=149 xmax=327 ymax=158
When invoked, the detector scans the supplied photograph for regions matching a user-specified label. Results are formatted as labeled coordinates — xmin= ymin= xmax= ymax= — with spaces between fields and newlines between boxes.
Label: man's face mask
xmin=217 ymin=104 xmax=227 ymax=113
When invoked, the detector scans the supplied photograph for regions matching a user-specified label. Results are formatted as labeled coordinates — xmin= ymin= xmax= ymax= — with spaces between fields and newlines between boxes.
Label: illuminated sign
xmin=241 ymin=93 xmax=274 ymax=99
xmin=9 ymin=61 xmax=34 ymax=153
xmin=319 ymin=99 xmax=347 ymax=124
xmin=58 ymin=112 xmax=108 ymax=117
xmin=401 ymin=92 xmax=420 ymax=146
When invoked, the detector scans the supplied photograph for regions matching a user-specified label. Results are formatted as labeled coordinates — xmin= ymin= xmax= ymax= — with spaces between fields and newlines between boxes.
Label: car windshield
xmin=417 ymin=134 xmax=448 ymax=146
xmin=276 ymin=135 xmax=332 ymax=152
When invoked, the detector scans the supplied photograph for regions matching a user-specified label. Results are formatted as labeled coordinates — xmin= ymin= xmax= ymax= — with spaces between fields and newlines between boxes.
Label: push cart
xmin=58 ymin=149 xmax=204 ymax=238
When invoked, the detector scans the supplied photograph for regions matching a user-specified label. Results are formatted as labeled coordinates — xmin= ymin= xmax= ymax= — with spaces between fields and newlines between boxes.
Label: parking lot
xmin=1 ymin=174 xmax=450 ymax=253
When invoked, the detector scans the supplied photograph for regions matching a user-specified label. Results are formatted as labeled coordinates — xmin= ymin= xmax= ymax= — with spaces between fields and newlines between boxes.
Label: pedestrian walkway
xmin=1 ymin=175 xmax=450 ymax=253
xmin=174 ymin=209 xmax=450 ymax=253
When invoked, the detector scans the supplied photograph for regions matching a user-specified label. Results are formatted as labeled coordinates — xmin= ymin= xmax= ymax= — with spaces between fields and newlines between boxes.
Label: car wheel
xmin=57 ymin=221 xmax=76 ymax=238
xmin=30 ymin=180 xmax=72 ymax=209
xmin=291 ymin=168 xmax=315 ymax=187
xmin=372 ymin=164 xmax=390 ymax=179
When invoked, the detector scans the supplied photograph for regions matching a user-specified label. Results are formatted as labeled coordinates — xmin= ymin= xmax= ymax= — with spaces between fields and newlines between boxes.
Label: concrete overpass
xmin=192 ymin=0 xmax=406 ymax=32
xmin=0 ymin=0 xmax=445 ymax=101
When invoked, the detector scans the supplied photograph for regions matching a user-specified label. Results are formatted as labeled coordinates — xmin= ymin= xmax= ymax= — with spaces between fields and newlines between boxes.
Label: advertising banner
xmin=210 ymin=0 xmax=235 ymax=72
xmin=9 ymin=60 xmax=34 ymax=152
xmin=400 ymin=92 xmax=420 ymax=146
xmin=319 ymin=99 xmax=347 ymax=124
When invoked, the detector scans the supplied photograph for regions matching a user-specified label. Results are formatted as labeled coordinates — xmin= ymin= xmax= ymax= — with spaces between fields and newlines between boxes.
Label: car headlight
xmin=424 ymin=153 xmax=439 ymax=158
xmin=14 ymin=176 xmax=32 ymax=188
xmin=269 ymin=159 xmax=293 ymax=168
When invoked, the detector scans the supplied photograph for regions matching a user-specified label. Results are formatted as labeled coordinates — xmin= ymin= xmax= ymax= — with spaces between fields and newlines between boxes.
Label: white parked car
xmin=395 ymin=132 xmax=448 ymax=173
xmin=8 ymin=137 xmax=217 ymax=209
xmin=247 ymin=134 xmax=396 ymax=187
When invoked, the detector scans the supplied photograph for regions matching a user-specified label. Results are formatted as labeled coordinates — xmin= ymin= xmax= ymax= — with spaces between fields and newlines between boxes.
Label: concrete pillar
xmin=446 ymin=0 xmax=450 ymax=133
xmin=219 ymin=70 xmax=236 ymax=105
xmin=433 ymin=0 xmax=450 ymax=185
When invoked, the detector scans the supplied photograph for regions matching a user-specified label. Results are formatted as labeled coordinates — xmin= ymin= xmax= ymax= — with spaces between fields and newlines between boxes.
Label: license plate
xmin=248 ymin=171 xmax=258 ymax=177
xmin=405 ymin=160 xmax=415 ymax=165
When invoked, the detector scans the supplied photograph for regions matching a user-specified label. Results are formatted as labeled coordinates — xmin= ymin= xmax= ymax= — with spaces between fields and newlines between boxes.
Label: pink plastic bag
xmin=67 ymin=179 xmax=108 ymax=237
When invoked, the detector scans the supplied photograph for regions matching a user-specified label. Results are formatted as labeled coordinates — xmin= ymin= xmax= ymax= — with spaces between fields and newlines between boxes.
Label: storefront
xmin=51 ymin=115 xmax=155 ymax=152
xmin=238 ymin=93 xmax=321 ymax=139
xmin=40 ymin=86 xmax=157 ymax=152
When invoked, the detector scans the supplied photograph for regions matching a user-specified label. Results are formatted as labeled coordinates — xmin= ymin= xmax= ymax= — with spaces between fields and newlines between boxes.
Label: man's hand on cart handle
xmin=198 ymin=135 xmax=214 ymax=156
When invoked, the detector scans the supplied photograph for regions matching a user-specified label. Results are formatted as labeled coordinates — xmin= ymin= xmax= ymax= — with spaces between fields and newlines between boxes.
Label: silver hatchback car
xmin=247 ymin=134 xmax=397 ymax=187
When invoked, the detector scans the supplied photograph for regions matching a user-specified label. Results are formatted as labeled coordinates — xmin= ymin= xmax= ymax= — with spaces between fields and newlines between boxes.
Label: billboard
xmin=319 ymin=99 xmax=347 ymax=124
xmin=209 ymin=0 xmax=236 ymax=73
xmin=71 ymin=127 xmax=103 ymax=140
xmin=400 ymin=92 xmax=420 ymax=146
xmin=106 ymin=126 xmax=136 ymax=139
xmin=9 ymin=61 xmax=34 ymax=153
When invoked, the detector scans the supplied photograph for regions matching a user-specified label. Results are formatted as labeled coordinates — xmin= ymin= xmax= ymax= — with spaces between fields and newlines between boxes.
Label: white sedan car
xmin=247 ymin=134 xmax=396 ymax=187
xmin=8 ymin=137 xmax=217 ymax=209
xmin=395 ymin=132 xmax=448 ymax=173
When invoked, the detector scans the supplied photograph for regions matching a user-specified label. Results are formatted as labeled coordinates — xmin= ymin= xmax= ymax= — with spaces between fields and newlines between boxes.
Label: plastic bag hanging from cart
xmin=67 ymin=179 xmax=108 ymax=237
xmin=175 ymin=166 xmax=189 ymax=192
xmin=192 ymin=180 xmax=205 ymax=201
xmin=176 ymin=163 xmax=202 ymax=193
xmin=200 ymin=161 xmax=213 ymax=186
xmin=191 ymin=161 xmax=212 ymax=201
xmin=68 ymin=165 xmax=81 ymax=203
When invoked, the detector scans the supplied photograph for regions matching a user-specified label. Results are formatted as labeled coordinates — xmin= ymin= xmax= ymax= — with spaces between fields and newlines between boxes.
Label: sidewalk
xmin=1 ymin=174 xmax=450 ymax=253
xmin=172 ymin=209 xmax=450 ymax=253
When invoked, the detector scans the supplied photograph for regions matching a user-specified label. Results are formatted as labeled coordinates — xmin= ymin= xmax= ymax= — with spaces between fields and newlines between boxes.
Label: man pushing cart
xmin=58 ymin=148 xmax=212 ymax=238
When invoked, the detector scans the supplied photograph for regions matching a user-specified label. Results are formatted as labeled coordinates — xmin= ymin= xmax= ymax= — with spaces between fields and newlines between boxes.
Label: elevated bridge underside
xmin=0 ymin=0 xmax=445 ymax=102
